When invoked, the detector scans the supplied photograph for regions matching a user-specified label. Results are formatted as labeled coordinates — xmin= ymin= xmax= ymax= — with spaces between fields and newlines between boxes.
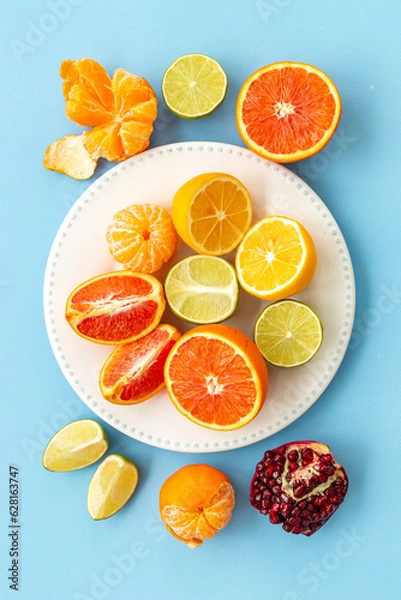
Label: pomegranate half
xmin=250 ymin=440 xmax=348 ymax=536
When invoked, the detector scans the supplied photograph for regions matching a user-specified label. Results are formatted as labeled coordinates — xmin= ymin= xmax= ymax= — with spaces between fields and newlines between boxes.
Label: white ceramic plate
xmin=44 ymin=142 xmax=355 ymax=453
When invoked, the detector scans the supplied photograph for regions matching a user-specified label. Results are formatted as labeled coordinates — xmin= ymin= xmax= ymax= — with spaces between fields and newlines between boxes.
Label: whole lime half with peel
xmin=254 ymin=299 xmax=323 ymax=368
xmin=162 ymin=53 xmax=228 ymax=119
xmin=165 ymin=255 xmax=239 ymax=324
xmin=42 ymin=419 xmax=108 ymax=472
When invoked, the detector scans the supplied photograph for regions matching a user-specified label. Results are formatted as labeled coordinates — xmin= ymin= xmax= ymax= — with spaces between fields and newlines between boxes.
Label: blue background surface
xmin=1 ymin=1 xmax=401 ymax=598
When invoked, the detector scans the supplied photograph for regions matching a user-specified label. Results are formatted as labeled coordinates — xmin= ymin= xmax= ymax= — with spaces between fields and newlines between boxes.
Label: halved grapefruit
xmin=236 ymin=61 xmax=341 ymax=163
xmin=65 ymin=271 xmax=165 ymax=344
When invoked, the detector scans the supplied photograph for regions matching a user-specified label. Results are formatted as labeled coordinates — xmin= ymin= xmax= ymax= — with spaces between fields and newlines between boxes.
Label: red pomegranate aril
xmin=269 ymin=511 xmax=283 ymax=524
xmin=303 ymin=448 xmax=314 ymax=462
xmin=294 ymin=485 xmax=306 ymax=498
xmin=250 ymin=441 xmax=349 ymax=536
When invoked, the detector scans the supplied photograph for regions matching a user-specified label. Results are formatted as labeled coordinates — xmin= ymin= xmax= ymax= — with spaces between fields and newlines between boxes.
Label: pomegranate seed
xmin=293 ymin=525 xmax=303 ymax=534
xmin=294 ymin=485 xmax=306 ymax=498
xmin=266 ymin=464 xmax=276 ymax=477
xmin=303 ymin=448 xmax=314 ymax=462
xmin=298 ymin=500 xmax=307 ymax=509
xmin=283 ymin=523 xmax=293 ymax=532
xmin=269 ymin=511 xmax=283 ymax=524
xmin=287 ymin=450 xmax=299 ymax=462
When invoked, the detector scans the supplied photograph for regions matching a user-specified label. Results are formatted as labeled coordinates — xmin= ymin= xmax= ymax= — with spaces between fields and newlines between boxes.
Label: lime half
xmin=87 ymin=455 xmax=139 ymax=520
xmin=165 ymin=255 xmax=238 ymax=324
xmin=42 ymin=419 xmax=108 ymax=472
xmin=162 ymin=53 xmax=228 ymax=119
xmin=254 ymin=300 xmax=323 ymax=367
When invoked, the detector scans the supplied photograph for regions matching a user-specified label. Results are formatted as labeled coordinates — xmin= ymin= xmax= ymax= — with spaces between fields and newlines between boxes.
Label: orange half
xmin=65 ymin=271 xmax=166 ymax=345
xmin=164 ymin=324 xmax=268 ymax=430
xmin=236 ymin=61 xmax=341 ymax=162
xmin=99 ymin=324 xmax=180 ymax=404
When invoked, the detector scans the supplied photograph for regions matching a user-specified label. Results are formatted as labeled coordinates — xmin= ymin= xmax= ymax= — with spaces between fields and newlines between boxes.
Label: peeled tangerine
xmin=44 ymin=58 xmax=158 ymax=179
xmin=106 ymin=204 xmax=178 ymax=274
xmin=160 ymin=464 xmax=235 ymax=548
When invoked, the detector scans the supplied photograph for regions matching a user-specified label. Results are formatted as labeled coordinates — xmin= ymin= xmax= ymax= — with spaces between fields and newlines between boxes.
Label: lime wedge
xmin=254 ymin=300 xmax=323 ymax=368
xmin=42 ymin=419 xmax=108 ymax=472
xmin=87 ymin=454 xmax=139 ymax=520
xmin=165 ymin=255 xmax=238 ymax=324
xmin=162 ymin=53 xmax=228 ymax=119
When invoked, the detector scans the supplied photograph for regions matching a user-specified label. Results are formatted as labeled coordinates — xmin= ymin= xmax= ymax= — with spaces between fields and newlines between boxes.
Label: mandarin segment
xmin=106 ymin=204 xmax=178 ymax=274
xmin=65 ymin=271 xmax=166 ymax=345
xmin=164 ymin=324 xmax=268 ymax=430
xmin=61 ymin=58 xmax=114 ymax=126
xmin=159 ymin=464 xmax=235 ymax=548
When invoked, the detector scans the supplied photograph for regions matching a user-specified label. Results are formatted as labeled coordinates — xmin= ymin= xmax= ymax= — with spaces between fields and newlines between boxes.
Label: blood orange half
xmin=164 ymin=324 xmax=268 ymax=431
xmin=99 ymin=324 xmax=181 ymax=405
xmin=65 ymin=271 xmax=165 ymax=344
xmin=236 ymin=62 xmax=341 ymax=163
